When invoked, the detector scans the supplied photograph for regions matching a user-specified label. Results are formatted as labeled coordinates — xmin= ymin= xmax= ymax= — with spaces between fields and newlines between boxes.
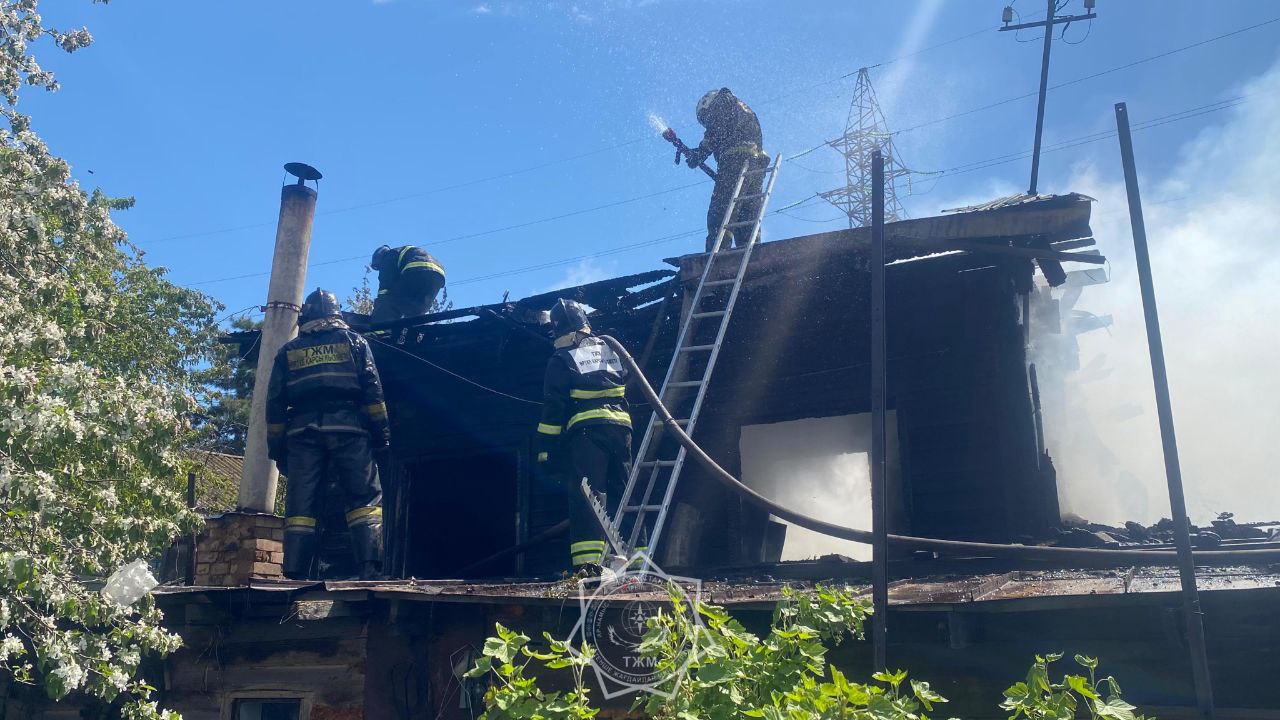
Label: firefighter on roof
xmin=267 ymin=288 xmax=390 ymax=580
xmin=370 ymin=244 xmax=446 ymax=324
xmin=535 ymin=299 xmax=633 ymax=573
xmin=682 ymin=88 xmax=769 ymax=252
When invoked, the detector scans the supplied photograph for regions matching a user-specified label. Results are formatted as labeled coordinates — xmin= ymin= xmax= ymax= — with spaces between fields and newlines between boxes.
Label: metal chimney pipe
xmin=239 ymin=163 xmax=321 ymax=512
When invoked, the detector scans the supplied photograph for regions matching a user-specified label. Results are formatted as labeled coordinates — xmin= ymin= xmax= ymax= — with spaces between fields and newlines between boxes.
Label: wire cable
xmin=893 ymin=15 xmax=1278 ymax=136
xmin=601 ymin=335 xmax=1280 ymax=566
xmin=186 ymin=180 xmax=709 ymax=286
xmin=367 ymin=335 xmax=541 ymax=406
xmin=150 ymin=23 xmax=997 ymax=247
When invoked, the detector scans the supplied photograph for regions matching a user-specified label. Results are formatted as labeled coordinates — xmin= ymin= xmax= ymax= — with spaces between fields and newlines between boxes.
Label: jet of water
xmin=647 ymin=113 xmax=668 ymax=134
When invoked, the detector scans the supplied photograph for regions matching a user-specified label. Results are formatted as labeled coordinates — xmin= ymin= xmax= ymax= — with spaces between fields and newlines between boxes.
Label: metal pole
xmin=1114 ymin=102 xmax=1215 ymax=719
xmin=870 ymin=150 xmax=888 ymax=672
xmin=240 ymin=166 xmax=319 ymax=512
xmin=185 ymin=470 xmax=197 ymax=585
xmin=1028 ymin=0 xmax=1056 ymax=195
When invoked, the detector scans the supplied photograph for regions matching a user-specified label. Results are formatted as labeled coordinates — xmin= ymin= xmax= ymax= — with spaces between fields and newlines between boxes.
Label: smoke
xmin=647 ymin=112 xmax=669 ymax=134
xmin=1033 ymin=58 xmax=1280 ymax=525
xmin=739 ymin=414 xmax=901 ymax=561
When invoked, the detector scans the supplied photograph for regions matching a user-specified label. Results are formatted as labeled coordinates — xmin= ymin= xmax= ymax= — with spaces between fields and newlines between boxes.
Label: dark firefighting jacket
xmin=536 ymin=334 xmax=631 ymax=461
xmin=696 ymin=94 xmax=764 ymax=166
xmin=266 ymin=322 xmax=390 ymax=460
xmin=377 ymin=245 xmax=445 ymax=299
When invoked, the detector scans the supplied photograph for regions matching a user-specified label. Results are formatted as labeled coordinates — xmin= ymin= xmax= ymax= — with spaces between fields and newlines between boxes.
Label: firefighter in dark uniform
xmin=534 ymin=300 xmax=633 ymax=573
xmin=370 ymin=244 xmax=446 ymax=324
xmin=266 ymin=289 xmax=390 ymax=580
xmin=682 ymin=88 xmax=769 ymax=252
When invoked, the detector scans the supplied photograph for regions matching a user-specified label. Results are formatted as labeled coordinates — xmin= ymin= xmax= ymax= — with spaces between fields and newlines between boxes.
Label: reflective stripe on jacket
xmin=536 ymin=335 xmax=631 ymax=456
xmin=265 ymin=327 xmax=390 ymax=458
xmin=696 ymin=94 xmax=763 ymax=166
xmin=377 ymin=245 xmax=445 ymax=297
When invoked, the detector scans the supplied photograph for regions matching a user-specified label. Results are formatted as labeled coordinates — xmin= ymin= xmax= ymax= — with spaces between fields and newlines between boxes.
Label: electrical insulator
xmin=1084 ymin=0 xmax=1095 ymax=9
xmin=1002 ymin=5 xmax=1014 ymax=23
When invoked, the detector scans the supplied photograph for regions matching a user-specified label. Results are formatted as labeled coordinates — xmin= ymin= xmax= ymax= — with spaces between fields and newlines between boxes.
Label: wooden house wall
xmin=666 ymin=251 xmax=1055 ymax=568
xmin=371 ymin=246 xmax=1057 ymax=577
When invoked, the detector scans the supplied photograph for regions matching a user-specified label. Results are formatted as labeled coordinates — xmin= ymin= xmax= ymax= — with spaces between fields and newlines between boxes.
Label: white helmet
xmin=696 ymin=88 xmax=729 ymax=125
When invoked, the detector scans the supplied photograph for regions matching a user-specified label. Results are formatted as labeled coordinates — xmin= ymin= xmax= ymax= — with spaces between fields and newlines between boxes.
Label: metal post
xmin=869 ymin=150 xmax=888 ymax=672
xmin=240 ymin=164 xmax=321 ymax=512
xmin=1028 ymin=0 xmax=1055 ymax=194
xmin=185 ymin=470 xmax=197 ymax=585
xmin=1114 ymin=102 xmax=1215 ymax=719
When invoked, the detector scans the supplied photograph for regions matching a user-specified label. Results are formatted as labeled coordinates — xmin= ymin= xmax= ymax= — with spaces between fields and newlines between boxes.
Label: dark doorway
xmin=405 ymin=450 xmax=519 ymax=578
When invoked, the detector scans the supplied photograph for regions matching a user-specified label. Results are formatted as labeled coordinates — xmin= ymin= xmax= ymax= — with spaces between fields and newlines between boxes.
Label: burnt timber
xmin=162 ymin=193 xmax=1280 ymax=719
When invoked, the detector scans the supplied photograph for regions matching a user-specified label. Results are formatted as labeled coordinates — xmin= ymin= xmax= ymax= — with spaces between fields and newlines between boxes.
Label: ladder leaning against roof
xmin=609 ymin=153 xmax=782 ymax=564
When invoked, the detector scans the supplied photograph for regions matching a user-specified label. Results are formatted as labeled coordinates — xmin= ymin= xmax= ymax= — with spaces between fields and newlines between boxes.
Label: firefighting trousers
xmin=706 ymin=150 xmax=767 ymax=253
xmin=564 ymin=425 xmax=632 ymax=568
xmin=283 ymin=429 xmax=384 ymax=579
xmin=371 ymin=268 xmax=445 ymax=324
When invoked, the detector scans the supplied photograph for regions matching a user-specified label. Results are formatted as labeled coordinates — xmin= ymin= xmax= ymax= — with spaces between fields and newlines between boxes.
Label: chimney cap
xmin=284 ymin=162 xmax=323 ymax=182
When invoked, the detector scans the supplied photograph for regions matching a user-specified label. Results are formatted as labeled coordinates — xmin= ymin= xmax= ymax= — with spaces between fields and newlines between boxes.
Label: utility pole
xmin=1114 ymin=103 xmax=1215 ymax=719
xmin=1000 ymin=0 xmax=1097 ymax=195
xmin=239 ymin=162 xmax=322 ymax=512
xmin=869 ymin=150 xmax=888 ymax=672
xmin=820 ymin=68 xmax=910 ymax=228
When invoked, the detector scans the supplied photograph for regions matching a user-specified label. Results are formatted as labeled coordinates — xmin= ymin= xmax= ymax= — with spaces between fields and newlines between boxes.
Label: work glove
xmin=684 ymin=150 xmax=707 ymax=169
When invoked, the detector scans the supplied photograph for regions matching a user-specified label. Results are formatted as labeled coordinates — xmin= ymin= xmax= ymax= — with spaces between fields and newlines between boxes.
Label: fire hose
xmin=600 ymin=336 xmax=1280 ymax=568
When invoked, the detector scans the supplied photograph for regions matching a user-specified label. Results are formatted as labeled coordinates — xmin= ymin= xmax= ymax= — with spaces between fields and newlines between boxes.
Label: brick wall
xmin=194 ymin=512 xmax=284 ymax=586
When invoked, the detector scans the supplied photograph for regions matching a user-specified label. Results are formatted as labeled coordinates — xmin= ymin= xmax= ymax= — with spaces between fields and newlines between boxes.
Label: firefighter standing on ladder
xmin=267 ymin=289 xmax=390 ymax=580
xmin=534 ymin=300 xmax=634 ymax=574
xmin=682 ymin=88 xmax=769 ymax=252
xmin=370 ymin=244 xmax=447 ymax=323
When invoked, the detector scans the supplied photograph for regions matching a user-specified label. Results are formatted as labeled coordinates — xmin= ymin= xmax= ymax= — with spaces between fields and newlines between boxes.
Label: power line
xmin=149 ymin=139 xmax=644 ymax=244
xmin=186 ymin=180 xmax=709 ymax=286
xmin=367 ymin=335 xmax=541 ymax=405
xmin=924 ymin=93 xmax=1256 ymax=181
xmin=893 ymin=15 xmax=1279 ymax=136
xmin=148 ymin=23 xmax=998 ymax=248
xmin=785 ymin=14 xmax=1278 ymax=163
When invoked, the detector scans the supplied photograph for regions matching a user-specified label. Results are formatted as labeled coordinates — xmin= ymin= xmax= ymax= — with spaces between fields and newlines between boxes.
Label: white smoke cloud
xmin=1038 ymin=57 xmax=1280 ymax=525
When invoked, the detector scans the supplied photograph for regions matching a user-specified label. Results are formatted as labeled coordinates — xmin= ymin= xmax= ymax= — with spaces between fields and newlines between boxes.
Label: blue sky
xmin=28 ymin=0 xmax=1280 ymax=317
xmin=23 ymin=1 xmax=1280 ymax=522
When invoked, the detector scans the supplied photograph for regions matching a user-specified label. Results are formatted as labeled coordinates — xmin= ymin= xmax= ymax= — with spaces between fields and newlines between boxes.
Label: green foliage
xmin=194 ymin=315 xmax=261 ymax=455
xmin=462 ymin=622 xmax=598 ymax=720
xmin=0 ymin=1 xmax=220 ymax=717
xmin=468 ymin=587 xmax=1156 ymax=720
xmin=1001 ymin=653 xmax=1151 ymax=720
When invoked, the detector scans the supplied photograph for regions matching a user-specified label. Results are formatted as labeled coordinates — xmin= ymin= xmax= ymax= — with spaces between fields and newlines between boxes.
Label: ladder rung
xmin=744 ymin=167 xmax=772 ymax=176
xmin=672 ymin=418 xmax=691 ymax=425
xmin=692 ymin=310 xmax=726 ymax=320
xmin=679 ymin=344 xmax=714 ymax=353
xmin=725 ymin=220 xmax=757 ymax=229
xmin=702 ymin=278 xmax=735 ymax=287
xmin=664 ymin=380 xmax=702 ymax=389
xmin=735 ymin=193 xmax=767 ymax=202
xmin=710 ymin=247 xmax=747 ymax=257
xmin=623 ymin=504 xmax=666 ymax=513
xmin=639 ymin=460 xmax=678 ymax=468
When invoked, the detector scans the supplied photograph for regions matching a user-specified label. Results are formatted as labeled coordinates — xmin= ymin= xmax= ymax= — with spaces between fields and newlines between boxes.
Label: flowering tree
xmin=0 ymin=1 xmax=221 ymax=716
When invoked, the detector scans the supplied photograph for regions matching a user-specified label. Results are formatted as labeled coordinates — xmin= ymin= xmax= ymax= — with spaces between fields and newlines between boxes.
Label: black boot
xmin=283 ymin=531 xmax=317 ymax=580
xmin=349 ymin=521 xmax=384 ymax=581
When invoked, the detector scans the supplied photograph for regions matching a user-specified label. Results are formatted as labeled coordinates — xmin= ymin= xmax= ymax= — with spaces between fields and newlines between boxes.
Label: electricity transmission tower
xmin=820 ymin=67 xmax=910 ymax=228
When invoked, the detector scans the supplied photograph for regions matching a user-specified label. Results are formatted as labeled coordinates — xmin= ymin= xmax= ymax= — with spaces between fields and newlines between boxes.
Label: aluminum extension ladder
xmin=608 ymin=154 xmax=781 ymax=563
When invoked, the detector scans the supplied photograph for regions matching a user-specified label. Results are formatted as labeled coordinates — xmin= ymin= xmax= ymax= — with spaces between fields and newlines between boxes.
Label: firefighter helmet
xmin=696 ymin=88 xmax=731 ymax=125
xmin=300 ymin=288 xmax=342 ymax=324
xmin=371 ymin=245 xmax=393 ymax=269
xmin=550 ymin=299 xmax=590 ymax=336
